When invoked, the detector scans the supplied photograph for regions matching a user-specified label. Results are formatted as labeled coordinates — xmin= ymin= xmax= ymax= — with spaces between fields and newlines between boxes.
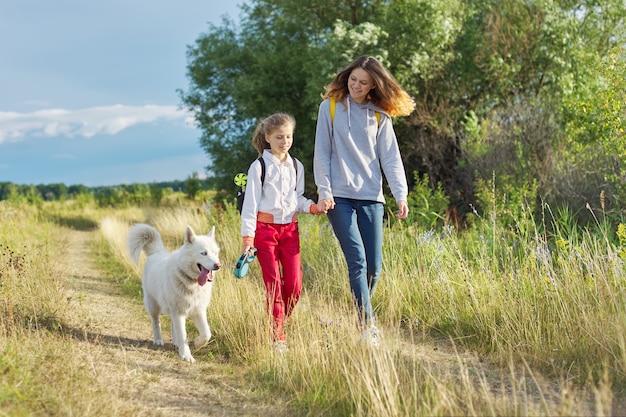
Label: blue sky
xmin=0 ymin=1 xmax=245 ymax=187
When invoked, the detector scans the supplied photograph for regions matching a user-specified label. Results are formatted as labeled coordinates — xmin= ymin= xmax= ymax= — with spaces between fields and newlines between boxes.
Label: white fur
xmin=127 ymin=223 xmax=221 ymax=363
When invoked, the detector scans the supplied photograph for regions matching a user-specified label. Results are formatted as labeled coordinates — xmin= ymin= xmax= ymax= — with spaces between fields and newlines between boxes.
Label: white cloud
xmin=0 ymin=104 xmax=192 ymax=143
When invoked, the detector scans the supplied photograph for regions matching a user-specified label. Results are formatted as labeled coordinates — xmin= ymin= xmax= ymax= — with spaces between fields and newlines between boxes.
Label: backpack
xmin=329 ymin=97 xmax=380 ymax=126
xmin=235 ymin=156 xmax=298 ymax=214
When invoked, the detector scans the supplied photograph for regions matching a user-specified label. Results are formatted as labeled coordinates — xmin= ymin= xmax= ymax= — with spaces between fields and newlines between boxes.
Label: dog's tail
xmin=127 ymin=223 xmax=166 ymax=264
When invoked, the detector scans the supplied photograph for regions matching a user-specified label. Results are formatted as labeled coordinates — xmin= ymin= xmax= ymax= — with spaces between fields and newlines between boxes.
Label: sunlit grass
xmin=3 ymin=196 xmax=626 ymax=416
xmin=114 ymin=201 xmax=623 ymax=414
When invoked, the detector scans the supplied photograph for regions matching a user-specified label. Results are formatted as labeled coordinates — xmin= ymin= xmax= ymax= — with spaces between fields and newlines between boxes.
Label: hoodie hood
xmin=342 ymin=93 xmax=386 ymax=111
xmin=344 ymin=95 xmax=388 ymax=129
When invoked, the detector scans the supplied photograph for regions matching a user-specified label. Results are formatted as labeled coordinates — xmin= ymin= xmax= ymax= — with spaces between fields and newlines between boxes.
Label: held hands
xmin=318 ymin=199 xmax=335 ymax=214
xmin=310 ymin=199 xmax=335 ymax=215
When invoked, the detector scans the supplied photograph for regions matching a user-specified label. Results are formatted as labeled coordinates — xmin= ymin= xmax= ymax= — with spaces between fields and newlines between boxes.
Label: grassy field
xmin=1 ymin=196 xmax=625 ymax=416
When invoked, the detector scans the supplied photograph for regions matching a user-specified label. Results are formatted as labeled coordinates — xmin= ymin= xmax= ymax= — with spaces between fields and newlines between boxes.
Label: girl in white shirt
xmin=240 ymin=112 xmax=325 ymax=352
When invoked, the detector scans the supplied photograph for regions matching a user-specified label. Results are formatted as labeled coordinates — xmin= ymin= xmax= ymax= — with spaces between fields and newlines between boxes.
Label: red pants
xmin=254 ymin=221 xmax=303 ymax=341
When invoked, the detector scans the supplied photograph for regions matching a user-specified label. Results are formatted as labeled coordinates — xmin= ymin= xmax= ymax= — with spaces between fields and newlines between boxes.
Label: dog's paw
xmin=180 ymin=345 xmax=195 ymax=363
xmin=193 ymin=335 xmax=211 ymax=349
xmin=181 ymin=354 xmax=196 ymax=363
xmin=153 ymin=338 xmax=164 ymax=346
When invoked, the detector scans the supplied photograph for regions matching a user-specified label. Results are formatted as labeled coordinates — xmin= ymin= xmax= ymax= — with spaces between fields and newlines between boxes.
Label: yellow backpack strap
xmin=375 ymin=111 xmax=380 ymax=126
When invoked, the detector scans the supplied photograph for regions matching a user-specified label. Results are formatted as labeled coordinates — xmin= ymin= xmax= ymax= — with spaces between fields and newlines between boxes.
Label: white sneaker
xmin=360 ymin=325 xmax=381 ymax=347
xmin=272 ymin=340 xmax=289 ymax=353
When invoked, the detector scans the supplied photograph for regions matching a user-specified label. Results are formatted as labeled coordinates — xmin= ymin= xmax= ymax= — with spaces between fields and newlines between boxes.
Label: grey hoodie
xmin=313 ymin=96 xmax=408 ymax=204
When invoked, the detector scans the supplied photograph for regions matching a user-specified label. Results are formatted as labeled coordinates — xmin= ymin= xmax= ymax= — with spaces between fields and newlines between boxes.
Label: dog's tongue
xmin=197 ymin=266 xmax=212 ymax=286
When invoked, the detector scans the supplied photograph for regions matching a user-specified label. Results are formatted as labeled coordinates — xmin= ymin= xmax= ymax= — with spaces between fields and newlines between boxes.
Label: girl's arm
xmin=240 ymin=158 xmax=263 ymax=248
xmin=294 ymin=158 xmax=322 ymax=214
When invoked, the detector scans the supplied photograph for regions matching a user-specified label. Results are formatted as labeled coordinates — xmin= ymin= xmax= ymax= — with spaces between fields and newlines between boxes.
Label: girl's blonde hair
xmin=322 ymin=55 xmax=415 ymax=117
xmin=251 ymin=113 xmax=296 ymax=155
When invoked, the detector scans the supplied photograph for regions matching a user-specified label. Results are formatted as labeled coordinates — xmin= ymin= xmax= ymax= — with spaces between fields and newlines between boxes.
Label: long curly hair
xmin=251 ymin=113 xmax=296 ymax=155
xmin=322 ymin=55 xmax=415 ymax=117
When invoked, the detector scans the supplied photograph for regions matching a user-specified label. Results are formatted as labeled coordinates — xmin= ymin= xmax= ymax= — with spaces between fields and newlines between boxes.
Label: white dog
xmin=127 ymin=223 xmax=221 ymax=363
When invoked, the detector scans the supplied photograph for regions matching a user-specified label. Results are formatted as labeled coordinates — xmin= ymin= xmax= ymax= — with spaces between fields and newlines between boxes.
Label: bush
xmin=404 ymin=173 xmax=449 ymax=229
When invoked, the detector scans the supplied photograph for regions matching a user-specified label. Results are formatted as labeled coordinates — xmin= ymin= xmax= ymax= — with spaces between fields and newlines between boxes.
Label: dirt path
xmin=61 ymin=228 xmax=291 ymax=417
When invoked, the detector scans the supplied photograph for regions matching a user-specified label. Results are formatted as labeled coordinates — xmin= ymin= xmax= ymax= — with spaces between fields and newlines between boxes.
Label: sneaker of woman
xmin=360 ymin=325 xmax=381 ymax=347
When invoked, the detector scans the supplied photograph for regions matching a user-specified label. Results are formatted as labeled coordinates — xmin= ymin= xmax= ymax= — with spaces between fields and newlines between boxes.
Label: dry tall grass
xmin=102 ymin=201 xmax=622 ymax=415
xmin=2 ymin=197 xmax=625 ymax=416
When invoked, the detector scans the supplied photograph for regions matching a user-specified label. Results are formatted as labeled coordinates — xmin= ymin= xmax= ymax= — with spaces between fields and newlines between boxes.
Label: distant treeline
xmin=0 ymin=179 xmax=205 ymax=206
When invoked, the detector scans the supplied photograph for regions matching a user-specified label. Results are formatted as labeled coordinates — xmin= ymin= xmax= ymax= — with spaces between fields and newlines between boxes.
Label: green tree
xmin=150 ymin=183 xmax=164 ymax=205
xmin=0 ymin=182 xmax=18 ymax=201
xmin=184 ymin=172 xmax=202 ymax=200
xmin=180 ymin=0 xmax=459 ymax=196
xmin=68 ymin=184 xmax=90 ymax=198
xmin=37 ymin=183 xmax=68 ymax=201
xmin=559 ymin=47 xmax=626 ymax=217
xmin=180 ymin=0 xmax=626 ymax=213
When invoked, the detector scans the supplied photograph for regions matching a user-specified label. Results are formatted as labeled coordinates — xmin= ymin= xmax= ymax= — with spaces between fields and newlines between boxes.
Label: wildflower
xmin=443 ymin=225 xmax=455 ymax=236
xmin=535 ymin=243 xmax=551 ymax=265
xmin=616 ymin=224 xmax=626 ymax=246
xmin=555 ymin=238 xmax=569 ymax=252
xmin=417 ymin=229 xmax=435 ymax=246
xmin=545 ymin=271 xmax=557 ymax=290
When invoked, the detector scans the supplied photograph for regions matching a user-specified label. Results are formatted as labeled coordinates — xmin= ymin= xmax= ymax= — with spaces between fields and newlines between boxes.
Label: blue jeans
xmin=327 ymin=197 xmax=384 ymax=327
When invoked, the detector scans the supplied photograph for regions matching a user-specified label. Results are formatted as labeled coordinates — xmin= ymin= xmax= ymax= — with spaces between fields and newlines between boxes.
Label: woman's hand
xmin=318 ymin=198 xmax=335 ymax=213
xmin=396 ymin=200 xmax=409 ymax=220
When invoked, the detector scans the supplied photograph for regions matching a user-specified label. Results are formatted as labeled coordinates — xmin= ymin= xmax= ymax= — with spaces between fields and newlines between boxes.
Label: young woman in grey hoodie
xmin=313 ymin=55 xmax=415 ymax=347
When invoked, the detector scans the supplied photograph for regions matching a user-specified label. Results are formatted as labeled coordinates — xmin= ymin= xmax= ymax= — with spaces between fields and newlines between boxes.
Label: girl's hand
xmin=242 ymin=236 xmax=254 ymax=253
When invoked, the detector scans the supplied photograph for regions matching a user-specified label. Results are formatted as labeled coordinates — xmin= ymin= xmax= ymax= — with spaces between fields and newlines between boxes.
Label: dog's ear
xmin=207 ymin=226 xmax=216 ymax=238
xmin=185 ymin=226 xmax=196 ymax=244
